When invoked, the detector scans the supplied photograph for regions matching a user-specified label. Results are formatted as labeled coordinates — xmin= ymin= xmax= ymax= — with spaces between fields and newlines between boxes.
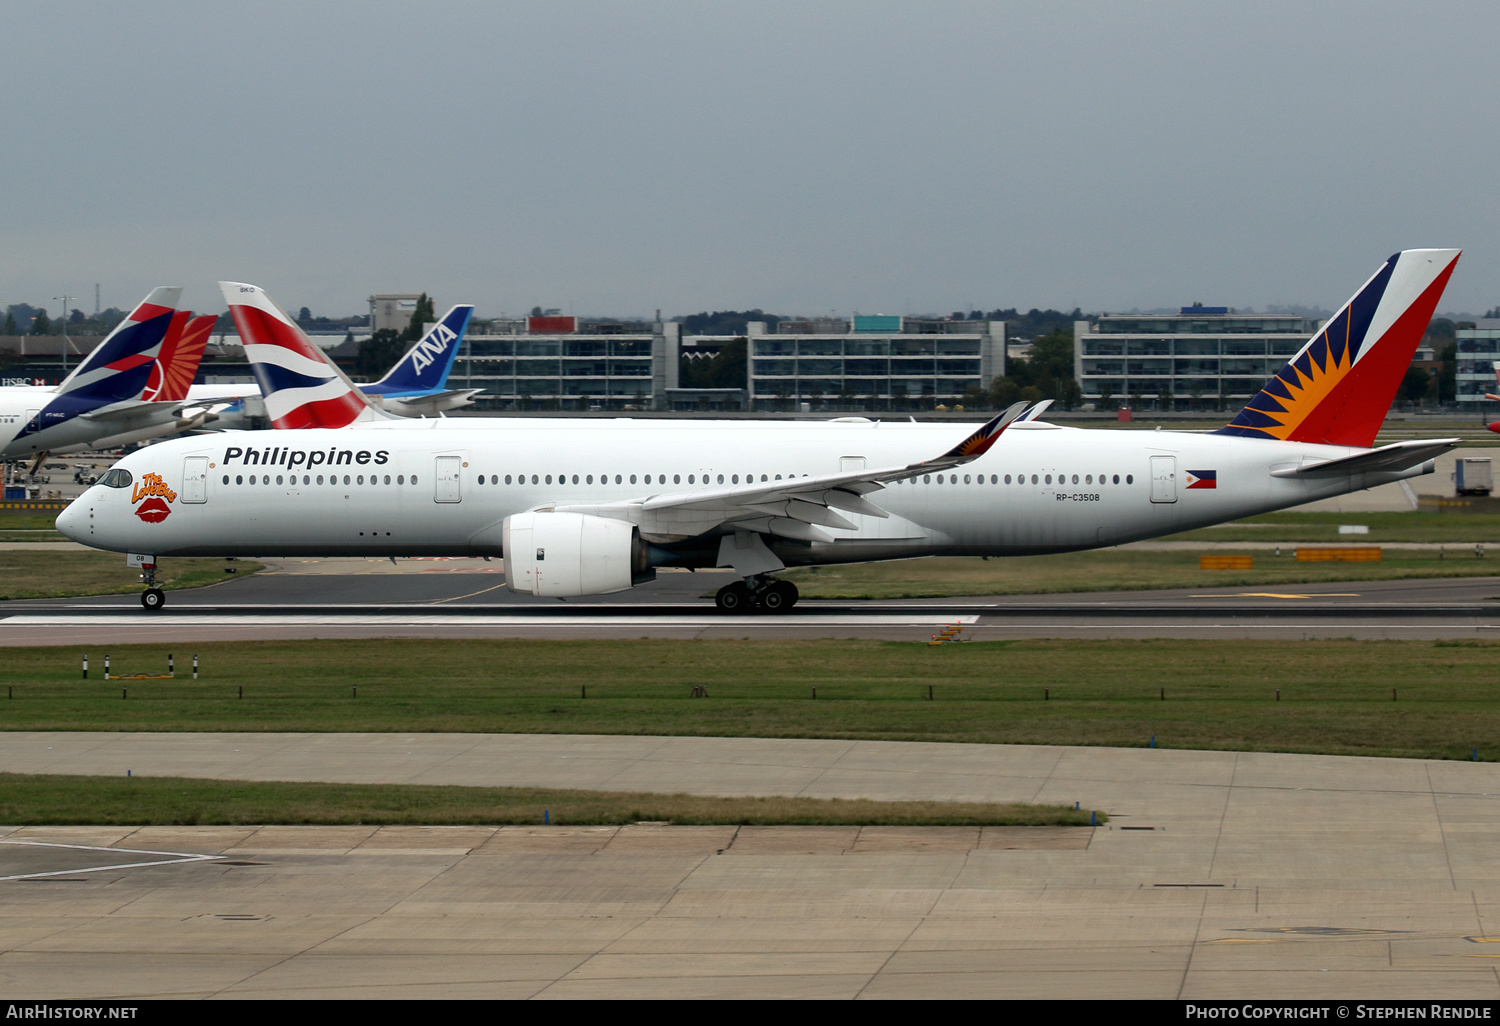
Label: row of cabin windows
xmin=222 ymin=473 xmax=418 ymax=487
xmin=478 ymin=472 xmax=812 ymax=486
xmin=474 ymin=471 xmax=1134 ymax=488
xmin=899 ymin=472 xmax=1134 ymax=486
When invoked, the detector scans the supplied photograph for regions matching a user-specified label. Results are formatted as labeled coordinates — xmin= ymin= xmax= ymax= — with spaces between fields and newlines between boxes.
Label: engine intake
xmin=502 ymin=511 xmax=653 ymax=597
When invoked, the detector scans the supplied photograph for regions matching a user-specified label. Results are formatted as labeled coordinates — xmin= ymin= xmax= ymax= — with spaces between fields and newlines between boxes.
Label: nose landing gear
xmin=138 ymin=559 xmax=165 ymax=612
xmin=714 ymin=575 xmax=799 ymax=613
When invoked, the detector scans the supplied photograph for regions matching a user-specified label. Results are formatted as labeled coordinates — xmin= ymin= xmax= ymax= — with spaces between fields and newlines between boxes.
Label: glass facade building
xmin=747 ymin=321 xmax=1003 ymax=410
xmin=1455 ymin=321 xmax=1500 ymax=407
xmin=451 ymin=326 xmax=674 ymax=411
xmin=1074 ymin=310 xmax=1316 ymax=406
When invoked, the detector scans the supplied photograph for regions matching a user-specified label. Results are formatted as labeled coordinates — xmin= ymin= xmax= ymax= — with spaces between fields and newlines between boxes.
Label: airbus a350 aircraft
xmin=0 ymin=289 xmax=218 ymax=459
xmin=59 ymin=250 xmax=1461 ymax=612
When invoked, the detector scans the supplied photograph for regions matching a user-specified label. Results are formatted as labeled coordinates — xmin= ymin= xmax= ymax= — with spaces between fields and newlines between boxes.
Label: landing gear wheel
xmin=760 ymin=580 xmax=798 ymax=613
xmin=141 ymin=588 xmax=165 ymax=612
xmin=778 ymin=581 xmax=799 ymax=609
xmin=715 ymin=581 xmax=751 ymax=612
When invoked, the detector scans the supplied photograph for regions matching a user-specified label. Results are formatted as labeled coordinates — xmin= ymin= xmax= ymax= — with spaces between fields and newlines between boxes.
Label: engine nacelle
xmin=502 ymin=511 xmax=654 ymax=597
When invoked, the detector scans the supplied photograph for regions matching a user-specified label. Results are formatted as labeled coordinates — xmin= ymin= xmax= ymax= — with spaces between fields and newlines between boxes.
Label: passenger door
xmin=434 ymin=455 xmax=462 ymax=503
xmin=1150 ymin=455 xmax=1177 ymax=503
xmin=181 ymin=456 xmax=208 ymax=503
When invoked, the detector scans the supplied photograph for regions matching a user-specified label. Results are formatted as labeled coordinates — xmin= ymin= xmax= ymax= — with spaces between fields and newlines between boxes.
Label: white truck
xmin=1455 ymin=457 xmax=1493 ymax=496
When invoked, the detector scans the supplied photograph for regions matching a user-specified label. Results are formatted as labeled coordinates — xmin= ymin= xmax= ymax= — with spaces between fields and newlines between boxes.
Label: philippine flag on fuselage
xmin=1185 ymin=470 xmax=1217 ymax=489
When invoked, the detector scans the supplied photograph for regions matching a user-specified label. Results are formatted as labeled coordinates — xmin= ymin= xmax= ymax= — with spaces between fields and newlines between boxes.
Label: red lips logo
xmin=135 ymin=497 xmax=171 ymax=523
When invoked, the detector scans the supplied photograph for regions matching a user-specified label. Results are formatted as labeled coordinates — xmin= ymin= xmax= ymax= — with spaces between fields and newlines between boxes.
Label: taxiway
xmin=4 ymin=733 xmax=1500 ymax=999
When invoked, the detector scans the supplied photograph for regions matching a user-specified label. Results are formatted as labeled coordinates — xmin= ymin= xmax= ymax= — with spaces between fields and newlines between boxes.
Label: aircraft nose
xmin=56 ymin=498 xmax=88 ymax=541
xmin=1489 ymin=422 xmax=1500 ymax=434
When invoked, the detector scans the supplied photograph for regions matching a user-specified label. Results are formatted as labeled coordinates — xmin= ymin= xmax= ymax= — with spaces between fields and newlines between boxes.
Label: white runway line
xmin=0 ymin=614 xmax=981 ymax=627
xmin=0 ymin=839 xmax=223 ymax=881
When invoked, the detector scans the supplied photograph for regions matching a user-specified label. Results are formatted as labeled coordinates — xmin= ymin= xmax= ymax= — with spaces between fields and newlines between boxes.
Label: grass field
xmin=781 ymin=549 xmax=1500 ymax=598
xmin=1 ymin=638 xmax=1496 ymax=761
xmin=0 ymin=551 xmax=260 ymax=600
xmin=1163 ymin=511 xmax=1500 ymax=543
xmin=0 ymin=773 xmax=1097 ymax=827
xmin=0 ymin=529 xmax=66 ymax=542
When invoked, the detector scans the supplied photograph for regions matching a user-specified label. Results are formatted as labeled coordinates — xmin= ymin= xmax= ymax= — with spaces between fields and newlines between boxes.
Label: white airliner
xmin=59 ymin=250 xmax=1462 ymax=612
xmin=0 ymin=288 xmax=217 ymax=459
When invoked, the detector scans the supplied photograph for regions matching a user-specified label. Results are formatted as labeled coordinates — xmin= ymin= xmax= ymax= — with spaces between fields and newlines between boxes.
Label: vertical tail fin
xmin=144 ymin=314 xmax=216 ymax=402
xmin=220 ymin=281 xmax=390 ymax=429
xmin=54 ymin=287 xmax=183 ymax=402
xmin=368 ymin=305 xmax=475 ymax=394
xmin=1215 ymin=249 xmax=1460 ymax=448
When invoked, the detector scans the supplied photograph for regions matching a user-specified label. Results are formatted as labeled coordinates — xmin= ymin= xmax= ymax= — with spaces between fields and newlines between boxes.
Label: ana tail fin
xmin=370 ymin=305 xmax=475 ymax=394
xmin=220 ymin=281 xmax=393 ymax=429
xmin=1215 ymin=249 xmax=1460 ymax=448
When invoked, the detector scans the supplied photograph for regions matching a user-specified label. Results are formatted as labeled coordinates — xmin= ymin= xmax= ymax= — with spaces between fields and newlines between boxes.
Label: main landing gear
xmin=714 ymin=576 xmax=799 ymax=614
xmin=139 ymin=560 xmax=165 ymax=612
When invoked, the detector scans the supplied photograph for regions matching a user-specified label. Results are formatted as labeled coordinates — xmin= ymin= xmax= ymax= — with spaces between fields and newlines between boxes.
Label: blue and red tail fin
xmin=54 ymin=287 xmax=183 ymax=403
xmin=220 ymin=281 xmax=389 ymax=429
xmin=366 ymin=305 xmax=475 ymax=396
xmin=1216 ymin=249 xmax=1460 ymax=448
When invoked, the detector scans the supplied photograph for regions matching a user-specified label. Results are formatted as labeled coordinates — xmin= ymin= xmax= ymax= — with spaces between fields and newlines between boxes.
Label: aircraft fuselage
xmin=60 ymin=418 xmax=1430 ymax=564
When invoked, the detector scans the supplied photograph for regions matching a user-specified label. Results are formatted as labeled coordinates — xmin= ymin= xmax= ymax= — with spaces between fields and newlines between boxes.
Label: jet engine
xmin=502 ymin=511 xmax=654 ymax=597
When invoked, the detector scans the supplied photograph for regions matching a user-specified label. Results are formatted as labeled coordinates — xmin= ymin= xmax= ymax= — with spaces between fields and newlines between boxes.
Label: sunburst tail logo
xmin=1215 ymin=249 xmax=1460 ymax=449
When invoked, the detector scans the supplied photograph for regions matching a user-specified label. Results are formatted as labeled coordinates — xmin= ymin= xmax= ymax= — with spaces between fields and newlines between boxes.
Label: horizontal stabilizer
xmin=1270 ymin=438 xmax=1458 ymax=477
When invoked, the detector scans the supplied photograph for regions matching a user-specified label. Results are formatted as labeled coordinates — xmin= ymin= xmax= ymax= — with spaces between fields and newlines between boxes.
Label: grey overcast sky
xmin=3 ymin=1 xmax=1497 ymax=320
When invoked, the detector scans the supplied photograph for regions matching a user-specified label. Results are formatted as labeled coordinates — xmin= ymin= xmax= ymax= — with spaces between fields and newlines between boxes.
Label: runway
xmin=2 ymin=558 xmax=1498 ymax=641
xmin=5 ymin=732 xmax=1500 ymax=999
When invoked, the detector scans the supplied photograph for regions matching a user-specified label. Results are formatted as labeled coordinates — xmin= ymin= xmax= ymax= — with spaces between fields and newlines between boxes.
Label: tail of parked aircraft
xmin=143 ymin=313 xmax=216 ymax=402
xmin=53 ymin=287 xmax=184 ymax=404
xmin=220 ymin=281 xmax=392 ymax=429
xmin=1215 ymin=249 xmax=1460 ymax=448
xmin=369 ymin=305 xmax=475 ymax=394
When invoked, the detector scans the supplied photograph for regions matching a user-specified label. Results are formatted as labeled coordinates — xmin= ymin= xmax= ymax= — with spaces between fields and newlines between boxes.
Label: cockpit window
xmin=98 ymin=468 xmax=132 ymax=489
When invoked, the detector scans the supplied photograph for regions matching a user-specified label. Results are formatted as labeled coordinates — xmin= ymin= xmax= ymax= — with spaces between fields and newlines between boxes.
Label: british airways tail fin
xmin=220 ymin=281 xmax=393 ymax=429
xmin=368 ymin=305 xmax=475 ymax=395
xmin=55 ymin=287 xmax=183 ymax=403
xmin=143 ymin=313 xmax=215 ymax=402
xmin=1216 ymin=249 xmax=1460 ymax=448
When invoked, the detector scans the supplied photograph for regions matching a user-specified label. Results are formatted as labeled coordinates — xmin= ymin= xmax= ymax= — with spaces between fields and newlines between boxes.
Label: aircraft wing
xmin=172 ymin=394 xmax=250 ymax=410
xmin=552 ymin=402 xmax=1029 ymax=543
xmin=1270 ymin=438 xmax=1459 ymax=477
xmin=76 ymin=401 xmax=163 ymax=422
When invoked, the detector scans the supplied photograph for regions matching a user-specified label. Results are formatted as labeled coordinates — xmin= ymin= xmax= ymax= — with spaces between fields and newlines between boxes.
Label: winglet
xmin=925 ymin=401 xmax=1029 ymax=467
xmin=1017 ymin=398 xmax=1053 ymax=422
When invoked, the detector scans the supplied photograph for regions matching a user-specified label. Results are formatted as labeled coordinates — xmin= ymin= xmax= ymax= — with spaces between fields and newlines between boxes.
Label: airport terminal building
xmin=1455 ymin=320 xmax=1500 ymax=407
xmin=447 ymin=314 xmax=1006 ymax=412
xmin=1073 ymin=307 xmax=1316 ymax=407
xmin=746 ymin=316 xmax=1005 ymax=411
xmin=451 ymin=316 xmax=672 ymax=411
